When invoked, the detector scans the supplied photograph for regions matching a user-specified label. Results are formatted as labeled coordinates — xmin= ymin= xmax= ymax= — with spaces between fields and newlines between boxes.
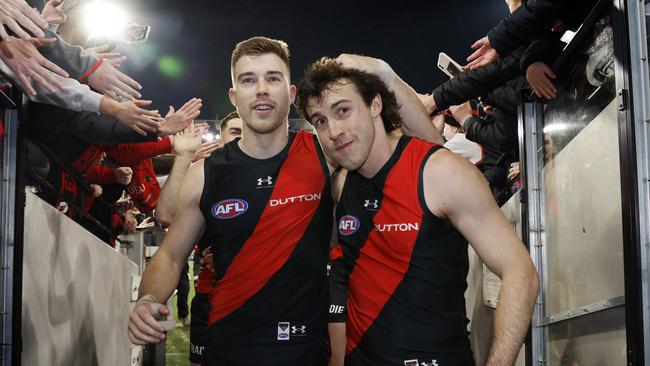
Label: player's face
xmin=229 ymin=53 xmax=296 ymax=135
xmin=222 ymin=118 xmax=243 ymax=144
xmin=306 ymin=81 xmax=379 ymax=171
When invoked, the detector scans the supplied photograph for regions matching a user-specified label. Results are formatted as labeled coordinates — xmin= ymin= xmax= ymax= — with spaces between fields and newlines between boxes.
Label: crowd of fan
xmin=0 ymin=0 xmax=211 ymax=244
xmin=0 ymin=0 xmax=605 ymax=243
xmin=0 ymin=0 xmax=609 ymax=364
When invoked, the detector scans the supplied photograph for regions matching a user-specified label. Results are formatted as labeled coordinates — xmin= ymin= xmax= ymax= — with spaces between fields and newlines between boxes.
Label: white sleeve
xmin=0 ymin=60 xmax=102 ymax=113
xmin=443 ymin=133 xmax=484 ymax=165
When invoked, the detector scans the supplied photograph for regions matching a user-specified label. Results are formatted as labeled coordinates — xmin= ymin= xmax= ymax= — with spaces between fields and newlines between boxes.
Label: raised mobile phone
xmin=123 ymin=24 xmax=151 ymax=44
xmin=437 ymin=52 xmax=464 ymax=78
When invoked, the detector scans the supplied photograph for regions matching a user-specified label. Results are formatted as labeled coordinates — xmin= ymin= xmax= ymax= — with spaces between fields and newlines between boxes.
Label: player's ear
xmin=370 ymin=94 xmax=383 ymax=118
xmin=289 ymin=84 xmax=297 ymax=104
xmin=228 ymin=88 xmax=237 ymax=107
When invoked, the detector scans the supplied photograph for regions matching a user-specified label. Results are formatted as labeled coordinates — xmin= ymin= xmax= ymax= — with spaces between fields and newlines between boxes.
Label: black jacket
xmin=26 ymin=102 xmax=156 ymax=164
xmin=464 ymin=109 xmax=517 ymax=156
xmin=487 ymin=0 xmax=596 ymax=57
xmin=432 ymin=46 xmax=525 ymax=111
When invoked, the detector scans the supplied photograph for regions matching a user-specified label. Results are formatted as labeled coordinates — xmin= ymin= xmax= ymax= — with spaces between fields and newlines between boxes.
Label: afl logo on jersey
xmin=211 ymin=199 xmax=248 ymax=219
xmin=338 ymin=215 xmax=360 ymax=236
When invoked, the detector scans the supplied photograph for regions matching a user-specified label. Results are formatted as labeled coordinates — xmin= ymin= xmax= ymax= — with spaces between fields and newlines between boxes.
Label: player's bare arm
xmin=423 ymin=149 xmax=539 ymax=366
xmin=128 ymin=160 xmax=207 ymax=345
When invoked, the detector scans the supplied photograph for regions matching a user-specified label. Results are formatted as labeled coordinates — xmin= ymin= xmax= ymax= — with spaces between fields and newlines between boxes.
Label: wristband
xmin=136 ymin=294 xmax=158 ymax=306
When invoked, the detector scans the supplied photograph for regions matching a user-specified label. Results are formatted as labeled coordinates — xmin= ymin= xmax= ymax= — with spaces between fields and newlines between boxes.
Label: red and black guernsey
xmin=199 ymin=130 xmax=333 ymax=366
xmin=331 ymin=136 xmax=474 ymax=366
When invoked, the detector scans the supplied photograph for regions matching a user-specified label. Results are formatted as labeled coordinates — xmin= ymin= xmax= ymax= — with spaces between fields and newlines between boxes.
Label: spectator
xmin=0 ymin=0 xmax=48 ymax=40
xmin=218 ymin=110 xmax=243 ymax=144
xmin=467 ymin=0 xmax=596 ymax=69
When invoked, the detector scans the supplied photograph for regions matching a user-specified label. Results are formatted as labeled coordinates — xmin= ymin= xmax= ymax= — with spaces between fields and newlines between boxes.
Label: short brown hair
xmin=220 ymin=110 xmax=240 ymax=132
xmin=231 ymin=36 xmax=291 ymax=75
xmin=296 ymin=58 xmax=402 ymax=133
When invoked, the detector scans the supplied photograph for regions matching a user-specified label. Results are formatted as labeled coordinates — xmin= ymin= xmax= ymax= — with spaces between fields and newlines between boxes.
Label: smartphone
xmin=123 ymin=25 xmax=151 ymax=44
xmin=437 ymin=52 xmax=464 ymax=78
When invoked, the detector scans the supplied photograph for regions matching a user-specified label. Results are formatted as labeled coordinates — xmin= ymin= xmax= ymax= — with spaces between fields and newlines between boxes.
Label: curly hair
xmin=296 ymin=57 xmax=402 ymax=133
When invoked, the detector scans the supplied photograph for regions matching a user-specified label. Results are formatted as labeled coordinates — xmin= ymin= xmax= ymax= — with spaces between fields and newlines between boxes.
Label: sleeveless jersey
xmin=333 ymin=136 xmax=474 ymax=366
xmin=199 ymin=131 xmax=333 ymax=365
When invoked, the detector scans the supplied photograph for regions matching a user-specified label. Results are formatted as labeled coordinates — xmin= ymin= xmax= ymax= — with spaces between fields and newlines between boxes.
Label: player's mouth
xmin=335 ymin=140 xmax=353 ymax=152
xmin=252 ymin=102 xmax=274 ymax=116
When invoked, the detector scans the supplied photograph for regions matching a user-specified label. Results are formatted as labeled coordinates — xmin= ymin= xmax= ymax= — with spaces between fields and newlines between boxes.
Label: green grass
xmin=166 ymin=260 xmax=196 ymax=365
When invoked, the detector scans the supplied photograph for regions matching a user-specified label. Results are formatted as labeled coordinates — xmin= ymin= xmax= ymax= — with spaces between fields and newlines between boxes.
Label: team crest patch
xmin=211 ymin=199 xmax=248 ymax=219
xmin=338 ymin=215 xmax=360 ymax=236
xmin=277 ymin=322 xmax=290 ymax=340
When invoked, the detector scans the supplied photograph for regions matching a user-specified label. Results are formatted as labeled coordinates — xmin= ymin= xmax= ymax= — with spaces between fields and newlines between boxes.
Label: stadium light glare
xmin=83 ymin=1 xmax=129 ymax=40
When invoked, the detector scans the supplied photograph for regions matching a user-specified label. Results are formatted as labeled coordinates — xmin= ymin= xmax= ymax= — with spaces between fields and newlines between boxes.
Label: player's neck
xmin=358 ymin=126 xmax=398 ymax=179
xmin=238 ymin=122 xmax=289 ymax=159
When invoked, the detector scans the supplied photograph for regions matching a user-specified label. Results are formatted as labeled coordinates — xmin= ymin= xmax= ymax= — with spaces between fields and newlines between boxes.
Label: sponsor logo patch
xmin=421 ymin=361 xmax=439 ymax=366
xmin=364 ymin=199 xmax=379 ymax=210
xmin=211 ymin=199 xmax=248 ymax=219
xmin=257 ymin=176 xmax=273 ymax=188
xmin=329 ymin=305 xmax=345 ymax=314
xmin=290 ymin=325 xmax=307 ymax=336
xmin=338 ymin=215 xmax=360 ymax=236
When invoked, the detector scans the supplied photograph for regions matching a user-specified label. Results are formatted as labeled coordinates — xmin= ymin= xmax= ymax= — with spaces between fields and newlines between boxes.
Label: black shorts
xmin=189 ymin=293 xmax=210 ymax=364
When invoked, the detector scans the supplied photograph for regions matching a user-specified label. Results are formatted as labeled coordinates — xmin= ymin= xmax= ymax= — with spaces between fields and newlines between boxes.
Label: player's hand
xmin=0 ymin=0 xmax=48 ymax=40
xmin=157 ymin=98 xmax=202 ymax=136
xmin=336 ymin=54 xmax=380 ymax=73
xmin=41 ymin=0 xmax=66 ymax=25
xmin=200 ymin=246 xmax=213 ymax=271
xmin=128 ymin=301 xmax=169 ymax=345
xmin=0 ymin=36 xmax=68 ymax=95
xmin=193 ymin=140 xmax=222 ymax=162
xmin=84 ymin=44 xmax=127 ymax=67
xmin=335 ymin=53 xmax=395 ymax=84
xmin=112 ymin=100 xmax=161 ymax=136
xmin=172 ymin=120 xmax=206 ymax=158
xmin=466 ymin=36 xmax=500 ymax=70
xmin=114 ymin=167 xmax=133 ymax=185
xmin=526 ymin=61 xmax=557 ymax=100
xmin=88 ymin=61 xmax=142 ymax=100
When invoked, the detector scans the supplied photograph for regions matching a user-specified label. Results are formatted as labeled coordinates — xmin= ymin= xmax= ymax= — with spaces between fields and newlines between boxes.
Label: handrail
xmin=29 ymin=139 xmax=114 ymax=210
xmin=0 ymin=86 xmax=16 ymax=110
xmin=26 ymin=171 xmax=114 ymax=239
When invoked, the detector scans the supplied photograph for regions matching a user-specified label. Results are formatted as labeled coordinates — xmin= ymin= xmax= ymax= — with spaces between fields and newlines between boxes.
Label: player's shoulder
xmin=426 ymin=145 xmax=467 ymax=168
xmin=423 ymin=147 xmax=479 ymax=190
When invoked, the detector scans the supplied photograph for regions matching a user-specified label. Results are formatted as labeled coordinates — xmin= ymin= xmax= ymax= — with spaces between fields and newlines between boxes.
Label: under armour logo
xmin=404 ymin=360 xmax=438 ymax=366
xmin=364 ymin=199 xmax=379 ymax=209
xmin=290 ymin=325 xmax=306 ymax=334
xmin=257 ymin=176 xmax=273 ymax=187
